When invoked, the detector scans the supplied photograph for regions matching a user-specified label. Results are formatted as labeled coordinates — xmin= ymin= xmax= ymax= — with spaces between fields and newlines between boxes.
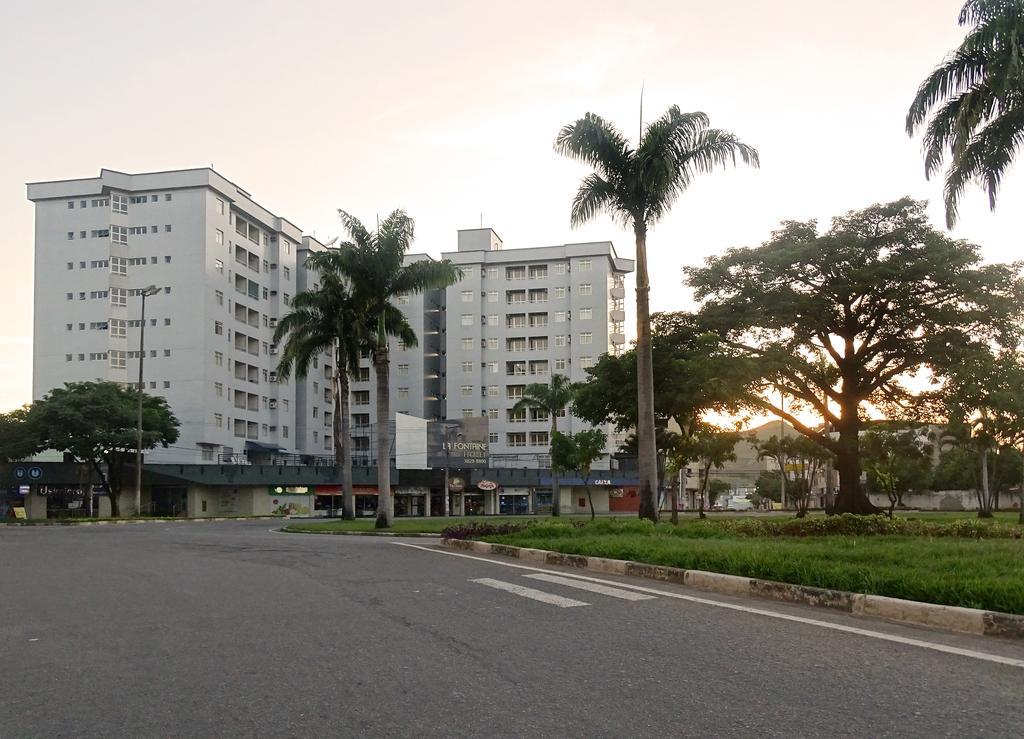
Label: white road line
xmin=470 ymin=578 xmax=590 ymax=608
xmin=524 ymin=572 xmax=657 ymax=601
xmin=393 ymin=542 xmax=1024 ymax=669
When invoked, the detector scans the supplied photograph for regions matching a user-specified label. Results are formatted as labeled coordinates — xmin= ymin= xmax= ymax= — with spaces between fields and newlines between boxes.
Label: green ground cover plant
xmin=481 ymin=517 xmax=1024 ymax=614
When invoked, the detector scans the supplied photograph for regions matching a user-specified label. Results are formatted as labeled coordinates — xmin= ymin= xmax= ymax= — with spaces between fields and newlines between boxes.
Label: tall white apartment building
xmin=27 ymin=169 xmax=632 ymax=469
xmin=442 ymin=228 xmax=633 ymax=462
xmin=27 ymin=168 xmax=327 ymax=464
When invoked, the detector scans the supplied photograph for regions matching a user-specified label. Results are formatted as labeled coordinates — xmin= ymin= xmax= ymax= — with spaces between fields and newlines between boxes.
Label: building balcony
xmin=610 ymin=286 xmax=625 ymax=300
xmin=610 ymin=309 xmax=626 ymax=323
xmin=610 ymin=332 xmax=626 ymax=345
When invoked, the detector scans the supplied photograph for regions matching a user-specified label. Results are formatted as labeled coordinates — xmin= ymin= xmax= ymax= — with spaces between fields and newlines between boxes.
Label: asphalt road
xmin=2 ymin=521 xmax=1024 ymax=738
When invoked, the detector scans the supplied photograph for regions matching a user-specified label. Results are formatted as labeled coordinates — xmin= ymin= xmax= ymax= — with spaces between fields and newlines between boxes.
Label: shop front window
xmin=499 ymin=494 xmax=530 ymax=515
xmin=463 ymin=494 xmax=485 ymax=515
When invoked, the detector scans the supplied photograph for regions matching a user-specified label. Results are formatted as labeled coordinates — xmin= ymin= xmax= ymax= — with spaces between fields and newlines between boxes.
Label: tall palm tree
xmin=907 ymin=0 xmax=1024 ymax=227
xmin=316 ymin=210 xmax=462 ymax=528
xmin=512 ymin=373 xmax=576 ymax=516
xmin=556 ymin=105 xmax=759 ymax=522
xmin=273 ymin=268 xmax=365 ymax=519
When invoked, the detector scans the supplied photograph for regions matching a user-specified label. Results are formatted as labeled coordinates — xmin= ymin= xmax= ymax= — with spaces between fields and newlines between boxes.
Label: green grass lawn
xmin=282 ymin=509 xmax=1021 ymax=534
xmin=481 ymin=518 xmax=1024 ymax=614
xmin=894 ymin=510 xmax=1021 ymax=523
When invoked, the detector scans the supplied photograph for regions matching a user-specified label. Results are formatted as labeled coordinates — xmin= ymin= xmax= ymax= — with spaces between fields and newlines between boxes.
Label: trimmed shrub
xmin=440 ymin=521 xmax=530 ymax=540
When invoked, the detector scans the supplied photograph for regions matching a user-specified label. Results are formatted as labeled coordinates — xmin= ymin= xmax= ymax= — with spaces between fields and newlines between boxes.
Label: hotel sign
xmin=428 ymin=418 xmax=490 ymax=468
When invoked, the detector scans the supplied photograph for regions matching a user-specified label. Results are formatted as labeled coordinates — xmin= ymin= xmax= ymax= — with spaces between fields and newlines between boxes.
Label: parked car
xmin=726 ymin=498 xmax=753 ymax=512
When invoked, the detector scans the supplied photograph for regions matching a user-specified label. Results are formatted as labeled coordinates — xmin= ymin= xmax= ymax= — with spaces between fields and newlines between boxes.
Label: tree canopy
xmin=860 ymin=427 xmax=934 ymax=517
xmin=31 ymin=382 xmax=179 ymax=517
xmin=0 ymin=406 xmax=43 ymax=463
xmin=551 ymin=428 xmax=608 ymax=520
xmin=573 ymin=311 xmax=750 ymax=434
xmin=687 ymin=198 xmax=1024 ymax=513
xmin=513 ymin=374 xmax=576 ymax=517
xmin=942 ymin=349 xmax=1024 ymax=517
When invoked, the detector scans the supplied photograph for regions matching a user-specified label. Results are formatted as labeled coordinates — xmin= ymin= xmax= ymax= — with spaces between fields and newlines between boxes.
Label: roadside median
xmin=442 ymin=537 xmax=1024 ymax=640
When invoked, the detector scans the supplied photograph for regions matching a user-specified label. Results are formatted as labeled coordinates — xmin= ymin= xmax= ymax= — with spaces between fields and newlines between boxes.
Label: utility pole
xmin=134 ymin=285 xmax=160 ymax=517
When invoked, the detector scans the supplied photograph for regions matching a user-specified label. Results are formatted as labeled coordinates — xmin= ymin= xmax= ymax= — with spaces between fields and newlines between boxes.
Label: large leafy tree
xmin=550 ymin=429 xmax=608 ymax=520
xmin=688 ymin=198 xmax=1024 ymax=515
xmin=906 ymin=0 xmax=1024 ymax=227
xmin=274 ymin=265 xmax=366 ymax=520
xmin=556 ymin=106 xmax=758 ymax=523
xmin=316 ymin=210 xmax=461 ymax=528
xmin=0 ymin=406 xmax=44 ymax=463
xmin=32 ymin=382 xmax=179 ymax=517
xmin=513 ymin=373 xmax=576 ymax=516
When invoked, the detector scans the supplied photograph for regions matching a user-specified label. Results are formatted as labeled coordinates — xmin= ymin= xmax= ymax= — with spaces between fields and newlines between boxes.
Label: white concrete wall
xmin=867 ymin=489 xmax=1009 ymax=511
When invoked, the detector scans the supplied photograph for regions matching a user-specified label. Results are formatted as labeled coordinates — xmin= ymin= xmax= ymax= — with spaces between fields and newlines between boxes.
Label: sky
xmin=1 ymin=0 xmax=1021 ymax=413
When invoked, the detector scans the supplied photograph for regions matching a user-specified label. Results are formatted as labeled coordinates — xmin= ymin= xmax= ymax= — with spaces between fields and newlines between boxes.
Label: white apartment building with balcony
xmin=27 ymin=168 xmax=327 ymax=464
xmin=27 ymin=169 xmax=632 ymax=469
xmin=441 ymin=228 xmax=633 ymax=462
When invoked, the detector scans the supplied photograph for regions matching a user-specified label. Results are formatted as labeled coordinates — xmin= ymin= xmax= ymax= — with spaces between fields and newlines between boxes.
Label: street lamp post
xmin=134 ymin=285 xmax=160 ymax=517
xmin=779 ymin=387 xmax=787 ymax=510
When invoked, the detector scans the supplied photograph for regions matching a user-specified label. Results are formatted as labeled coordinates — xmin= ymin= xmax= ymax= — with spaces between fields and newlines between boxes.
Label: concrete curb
xmin=279 ymin=529 xmax=440 ymax=538
xmin=4 ymin=516 xmax=282 ymax=527
xmin=442 ymin=539 xmax=1024 ymax=640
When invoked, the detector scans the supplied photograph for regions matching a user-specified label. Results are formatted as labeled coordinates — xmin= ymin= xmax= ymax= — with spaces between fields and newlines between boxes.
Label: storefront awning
xmin=245 ymin=440 xmax=288 ymax=453
xmin=538 ymin=476 xmax=639 ymax=487
xmin=315 ymin=485 xmax=380 ymax=496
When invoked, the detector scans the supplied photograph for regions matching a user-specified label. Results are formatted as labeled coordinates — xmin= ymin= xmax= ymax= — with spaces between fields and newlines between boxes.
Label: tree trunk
xmin=831 ymin=419 xmax=880 ymax=515
xmin=550 ymin=417 xmax=560 ymax=517
xmin=633 ymin=223 xmax=659 ymax=523
xmin=336 ymin=358 xmax=355 ymax=520
xmin=978 ymin=448 xmax=993 ymax=519
xmin=586 ymin=483 xmax=595 ymax=521
xmin=374 ymin=347 xmax=393 ymax=528
xmin=92 ymin=459 xmax=118 ymax=518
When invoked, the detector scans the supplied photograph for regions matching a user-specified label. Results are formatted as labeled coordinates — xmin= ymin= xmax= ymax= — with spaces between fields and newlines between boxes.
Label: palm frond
xmin=554 ymin=112 xmax=632 ymax=180
xmin=391 ymin=259 xmax=463 ymax=296
xmin=942 ymin=105 xmax=1024 ymax=226
xmin=377 ymin=209 xmax=416 ymax=250
xmin=906 ymin=48 xmax=991 ymax=135
xmin=569 ymin=173 xmax=619 ymax=228
xmin=648 ymin=128 xmax=759 ymax=223
xmin=907 ymin=0 xmax=1024 ymax=226
xmin=337 ymin=210 xmax=372 ymax=247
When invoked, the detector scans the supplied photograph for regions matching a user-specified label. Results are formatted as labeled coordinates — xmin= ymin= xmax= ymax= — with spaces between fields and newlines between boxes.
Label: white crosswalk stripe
xmin=523 ymin=573 xmax=657 ymax=601
xmin=470 ymin=578 xmax=589 ymax=607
